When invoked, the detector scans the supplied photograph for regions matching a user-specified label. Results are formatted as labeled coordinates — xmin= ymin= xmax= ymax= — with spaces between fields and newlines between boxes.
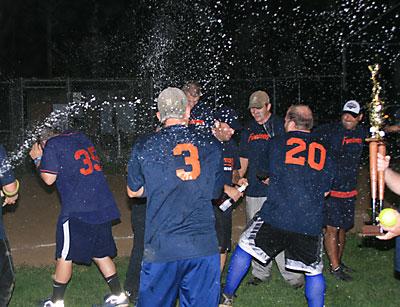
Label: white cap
xmin=343 ymin=100 xmax=361 ymax=116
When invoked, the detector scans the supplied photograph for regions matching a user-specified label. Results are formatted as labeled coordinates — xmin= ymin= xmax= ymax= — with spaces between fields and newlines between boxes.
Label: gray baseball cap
xmin=248 ymin=90 xmax=270 ymax=109
xmin=157 ymin=87 xmax=188 ymax=122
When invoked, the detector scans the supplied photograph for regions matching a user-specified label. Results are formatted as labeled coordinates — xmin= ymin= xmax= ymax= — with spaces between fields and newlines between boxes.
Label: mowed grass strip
xmin=9 ymin=235 xmax=398 ymax=306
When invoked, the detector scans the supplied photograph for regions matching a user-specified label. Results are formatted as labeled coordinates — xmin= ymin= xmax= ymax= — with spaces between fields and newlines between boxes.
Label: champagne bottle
xmin=219 ymin=183 xmax=248 ymax=212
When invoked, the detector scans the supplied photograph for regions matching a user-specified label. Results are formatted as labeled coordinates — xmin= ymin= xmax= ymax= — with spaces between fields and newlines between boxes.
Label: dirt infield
xmin=3 ymin=167 xmax=374 ymax=267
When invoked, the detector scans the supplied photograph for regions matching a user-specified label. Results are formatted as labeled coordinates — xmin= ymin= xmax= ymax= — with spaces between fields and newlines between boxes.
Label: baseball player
xmin=29 ymin=129 xmax=128 ymax=307
xmin=239 ymin=90 xmax=303 ymax=287
xmin=183 ymin=81 xmax=216 ymax=129
xmin=127 ymin=87 xmax=224 ymax=307
xmin=211 ymin=106 xmax=246 ymax=272
xmin=220 ymin=105 xmax=334 ymax=307
xmin=0 ymin=144 xmax=19 ymax=306
xmin=315 ymin=100 xmax=367 ymax=281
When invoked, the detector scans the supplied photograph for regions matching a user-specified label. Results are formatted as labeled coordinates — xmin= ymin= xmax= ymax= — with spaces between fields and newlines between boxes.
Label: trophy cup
xmin=362 ymin=64 xmax=386 ymax=236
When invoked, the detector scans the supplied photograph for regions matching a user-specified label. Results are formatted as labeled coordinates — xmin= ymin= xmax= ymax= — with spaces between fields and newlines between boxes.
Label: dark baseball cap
xmin=214 ymin=106 xmax=242 ymax=130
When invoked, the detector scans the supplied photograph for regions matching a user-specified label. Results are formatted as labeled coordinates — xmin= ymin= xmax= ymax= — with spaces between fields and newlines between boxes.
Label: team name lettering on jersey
xmin=342 ymin=137 xmax=362 ymax=145
xmin=189 ymin=119 xmax=205 ymax=125
xmin=173 ymin=143 xmax=201 ymax=181
xmin=223 ymin=157 xmax=234 ymax=171
xmin=285 ymin=137 xmax=326 ymax=171
xmin=248 ymin=133 xmax=270 ymax=142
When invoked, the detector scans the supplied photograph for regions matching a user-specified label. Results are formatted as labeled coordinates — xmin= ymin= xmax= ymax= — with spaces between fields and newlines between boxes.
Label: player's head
xmin=341 ymin=100 xmax=363 ymax=130
xmin=212 ymin=106 xmax=241 ymax=142
xmin=156 ymin=87 xmax=189 ymax=125
xmin=284 ymin=105 xmax=313 ymax=132
xmin=248 ymin=90 xmax=271 ymax=124
xmin=182 ymin=81 xmax=201 ymax=109
xmin=37 ymin=126 xmax=59 ymax=148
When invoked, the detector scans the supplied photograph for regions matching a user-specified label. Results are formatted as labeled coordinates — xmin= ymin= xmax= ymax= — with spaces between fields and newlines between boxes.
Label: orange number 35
xmin=285 ymin=137 xmax=326 ymax=171
xmin=74 ymin=146 xmax=102 ymax=176
xmin=173 ymin=143 xmax=201 ymax=181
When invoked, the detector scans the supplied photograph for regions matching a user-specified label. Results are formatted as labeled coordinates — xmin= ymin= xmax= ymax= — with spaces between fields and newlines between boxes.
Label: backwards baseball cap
xmin=157 ymin=87 xmax=188 ymax=123
xmin=214 ymin=106 xmax=242 ymax=130
xmin=248 ymin=90 xmax=270 ymax=109
xmin=182 ymin=81 xmax=202 ymax=97
xmin=342 ymin=100 xmax=361 ymax=117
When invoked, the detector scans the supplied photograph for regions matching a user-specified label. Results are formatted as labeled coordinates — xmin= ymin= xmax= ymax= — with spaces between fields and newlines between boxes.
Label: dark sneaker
xmin=219 ymin=293 xmax=233 ymax=306
xmin=246 ymin=276 xmax=265 ymax=286
xmin=124 ymin=290 xmax=138 ymax=305
xmin=340 ymin=262 xmax=355 ymax=273
xmin=41 ymin=299 xmax=64 ymax=307
xmin=330 ymin=266 xmax=353 ymax=281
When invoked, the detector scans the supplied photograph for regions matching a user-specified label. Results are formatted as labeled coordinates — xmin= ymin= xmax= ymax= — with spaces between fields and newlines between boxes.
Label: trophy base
xmin=360 ymin=225 xmax=383 ymax=237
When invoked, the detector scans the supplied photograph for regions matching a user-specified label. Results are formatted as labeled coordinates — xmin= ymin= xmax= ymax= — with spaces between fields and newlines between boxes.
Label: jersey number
xmin=173 ymin=143 xmax=201 ymax=181
xmin=285 ymin=137 xmax=326 ymax=171
xmin=74 ymin=146 xmax=102 ymax=175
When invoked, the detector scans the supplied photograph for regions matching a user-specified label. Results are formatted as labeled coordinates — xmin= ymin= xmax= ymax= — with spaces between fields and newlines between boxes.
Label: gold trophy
xmin=362 ymin=64 xmax=386 ymax=236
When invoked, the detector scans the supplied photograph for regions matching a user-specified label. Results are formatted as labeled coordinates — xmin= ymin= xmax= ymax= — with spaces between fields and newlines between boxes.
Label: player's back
xmin=260 ymin=131 xmax=334 ymax=236
xmin=40 ymin=131 xmax=119 ymax=223
xmin=138 ymin=125 xmax=224 ymax=262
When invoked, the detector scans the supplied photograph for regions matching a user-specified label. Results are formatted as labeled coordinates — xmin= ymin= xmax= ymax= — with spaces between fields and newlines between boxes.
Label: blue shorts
xmin=138 ymin=254 xmax=220 ymax=307
xmin=55 ymin=217 xmax=117 ymax=265
xmin=324 ymin=197 xmax=356 ymax=230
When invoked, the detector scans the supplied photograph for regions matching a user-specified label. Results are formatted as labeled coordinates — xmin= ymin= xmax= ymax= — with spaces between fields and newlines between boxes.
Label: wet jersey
xmin=189 ymin=101 xmax=215 ymax=129
xmin=216 ymin=139 xmax=241 ymax=198
xmin=315 ymin=123 xmax=367 ymax=194
xmin=0 ymin=145 xmax=16 ymax=239
xmin=239 ymin=114 xmax=285 ymax=197
xmin=40 ymin=131 xmax=120 ymax=224
xmin=260 ymin=131 xmax=335 ymax=236
xmin=127 ymin=124 xmax=224 ymax=263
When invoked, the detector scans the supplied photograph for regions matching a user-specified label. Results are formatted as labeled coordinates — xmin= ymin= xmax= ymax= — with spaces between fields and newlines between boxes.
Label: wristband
xmin=33 ymin=156 xmax=42 ymax=167
xmin=2 ymin=179 xmax=19 ymax=197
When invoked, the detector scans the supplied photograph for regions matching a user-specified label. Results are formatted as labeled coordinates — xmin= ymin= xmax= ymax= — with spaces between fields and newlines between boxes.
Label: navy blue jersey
xmin=216 ymin=139 xmax=241 ymax=199
xmin=239 ymin=115 xmax=285 ymax=197
xmin=0 ymin=145 xmax=16 ymax=239
xmin=127 ymin=125 xmax=224 ymax=263
xmin=314 ymin=123 xmax=367 ymax=193
xmin=189 ymin=101 xmax=216 ymax=129
xmin=40 ymin=131 xmax=120 ymax=224
xmin=260 ymin=131 xmax=335 ymax=236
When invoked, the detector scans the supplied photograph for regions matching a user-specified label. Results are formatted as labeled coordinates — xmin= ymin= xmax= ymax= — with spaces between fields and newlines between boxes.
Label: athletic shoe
xmin=330 ymin=266 xmax=353 ymax=281
xmin=246 ymin=276 xmax=265 ymax=286
xmin=219 ymin=293 xmax=233 ymax=306
xmin=125 ymin=290 xmax=138 ymax=305
xmin=340 ymin=262 xmax=355 ymax=273
xmin=41 ymin=298 xmax=64 ymax=307
xmin=98 ymin=293 xmax=129 ymax=307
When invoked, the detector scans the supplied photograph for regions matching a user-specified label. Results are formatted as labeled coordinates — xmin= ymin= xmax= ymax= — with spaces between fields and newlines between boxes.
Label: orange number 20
xmin=173 ymin=143 xmax=201 ymax=181
xmin=285 ymin=138 xmax=326 ymax=171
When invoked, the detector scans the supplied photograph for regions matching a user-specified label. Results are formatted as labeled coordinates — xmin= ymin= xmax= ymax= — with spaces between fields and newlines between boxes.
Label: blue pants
xmin=138 ymin=254 xmax=220 ymax=307
xmin=0 ymin=239 xmax=15 ymax=306
xmin=395 ymin=236 xmax=400 ymax=273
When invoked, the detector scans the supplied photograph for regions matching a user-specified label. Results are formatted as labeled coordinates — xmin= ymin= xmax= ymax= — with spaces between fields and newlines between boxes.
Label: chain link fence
xmin=0 ymin=76 xmax=344 ymax=173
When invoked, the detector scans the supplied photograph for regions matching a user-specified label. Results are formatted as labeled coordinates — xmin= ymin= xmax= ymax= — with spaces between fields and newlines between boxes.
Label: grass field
xmin=9 ymin=235 xmax=399 ymax=307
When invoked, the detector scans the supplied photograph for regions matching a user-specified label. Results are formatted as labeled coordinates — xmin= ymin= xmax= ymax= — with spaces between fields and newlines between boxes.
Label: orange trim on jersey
xmin=224 ymin=157 xmax=234 ymax=168
xmin=330 ymin=190 xmax=358 ymax=198
xmin=342 ymin=137 xmax=362 ymax=145
xmin=189 ymin=119 xmax=205 ymax=125
xmin=248 ymin=133 xmax=270 ymax=142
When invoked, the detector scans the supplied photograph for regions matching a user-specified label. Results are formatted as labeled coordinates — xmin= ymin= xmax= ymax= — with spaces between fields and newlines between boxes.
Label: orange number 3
xmin=173 ymin=143 xmax=201 ymax=181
